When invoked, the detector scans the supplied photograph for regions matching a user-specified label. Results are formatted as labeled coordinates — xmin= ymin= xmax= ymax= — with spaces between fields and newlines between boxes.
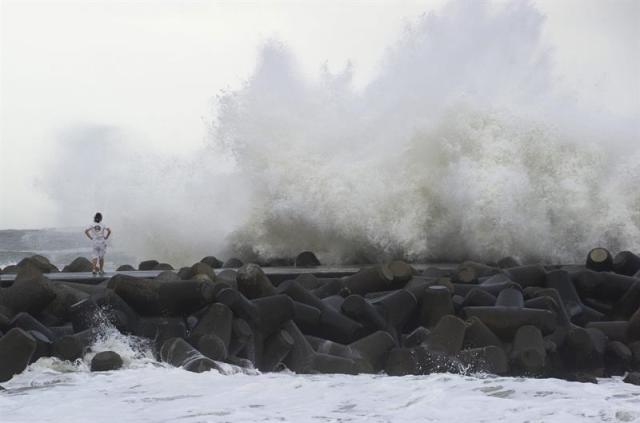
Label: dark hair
xmin=94 ymin=212 xmax=103 ymax=223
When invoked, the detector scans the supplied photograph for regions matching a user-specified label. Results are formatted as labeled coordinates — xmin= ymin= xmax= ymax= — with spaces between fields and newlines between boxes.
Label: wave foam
xmin=43 ymin=0 xmax=639 ymax=265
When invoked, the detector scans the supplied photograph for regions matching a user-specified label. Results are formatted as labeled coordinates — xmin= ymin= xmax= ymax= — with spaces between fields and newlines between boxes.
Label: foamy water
xmin=2 ymin=363 xmax=639 ymax=423
xmin=1 ymin=324 xmax=639 ymax=423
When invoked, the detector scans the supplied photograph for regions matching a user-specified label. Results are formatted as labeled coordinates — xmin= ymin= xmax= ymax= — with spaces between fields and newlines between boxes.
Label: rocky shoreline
xmin=1 ymin=249 xmax=639 ymax=386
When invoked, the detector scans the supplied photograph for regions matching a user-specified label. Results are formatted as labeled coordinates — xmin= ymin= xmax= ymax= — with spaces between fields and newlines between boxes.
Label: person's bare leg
xmin=99 ymin=257 xmax=105 ymax=273
xmin=91 ymin=258 xmax=98 ymax=274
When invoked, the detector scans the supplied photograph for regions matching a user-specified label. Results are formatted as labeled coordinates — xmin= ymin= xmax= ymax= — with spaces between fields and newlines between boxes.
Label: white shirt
xmin=87 ymin=222 xmax=109 ymax=242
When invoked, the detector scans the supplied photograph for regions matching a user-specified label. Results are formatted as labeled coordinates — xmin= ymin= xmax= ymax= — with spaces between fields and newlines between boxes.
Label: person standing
xmin=84 ymin=212 xmax=111 ymax=275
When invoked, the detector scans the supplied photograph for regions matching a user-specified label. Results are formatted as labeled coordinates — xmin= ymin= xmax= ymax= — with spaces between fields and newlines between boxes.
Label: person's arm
xmin=105 ymin=228 xmax=112 ymax=240
xmin=84 ymin=228 xmax=93 ymax=240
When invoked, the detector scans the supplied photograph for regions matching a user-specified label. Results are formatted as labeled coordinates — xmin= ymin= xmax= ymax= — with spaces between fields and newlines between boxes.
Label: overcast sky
xmin=1 ymin=0 xmax=638 ymax=229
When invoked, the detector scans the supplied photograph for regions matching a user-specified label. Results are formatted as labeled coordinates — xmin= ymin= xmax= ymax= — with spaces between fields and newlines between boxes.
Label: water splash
xmin=44 ymin=0 xmax=639 ymax=265
xmin=211 ymin=1 xmax=639 ymax=264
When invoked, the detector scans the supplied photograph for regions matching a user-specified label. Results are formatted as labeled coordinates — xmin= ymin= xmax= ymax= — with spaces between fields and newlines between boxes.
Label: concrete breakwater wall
xmin=1 ymin=250 xmax=640 ymax=385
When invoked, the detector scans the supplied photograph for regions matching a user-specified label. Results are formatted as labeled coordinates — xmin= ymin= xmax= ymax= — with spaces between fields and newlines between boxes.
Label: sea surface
xmin=0 ymin=228 xmax=134 ymax=271
xmin=1 ymin=326 xmax=639 ymax=423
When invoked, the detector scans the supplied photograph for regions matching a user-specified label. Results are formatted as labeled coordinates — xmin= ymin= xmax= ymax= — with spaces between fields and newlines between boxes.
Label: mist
xmin=3 ymin=0 xmax=639 ymax=265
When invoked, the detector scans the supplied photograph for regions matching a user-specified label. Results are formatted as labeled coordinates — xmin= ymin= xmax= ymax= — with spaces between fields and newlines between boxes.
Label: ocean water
xmin=0 ymin=228 xmax=134 ymax=271
xmin=2 ymin=362 xmax=639 ymax=422
xmin=1 ymin=327 xmax=639 ymax=423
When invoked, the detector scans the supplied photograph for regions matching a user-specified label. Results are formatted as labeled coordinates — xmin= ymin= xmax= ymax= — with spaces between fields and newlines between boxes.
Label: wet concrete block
xmin=630 ymin=341 xmax=640 ymax=370
xmin=341 ymin=294 xmax=387 ymax=333
xmin=315 ymin=308 xmax=365 ymax=345
xmin=91 ymin=351 xmax=123 ymax=371
xmin=511 ymin=325 xmax=546 ymax=375
xmin=453 ymin=281 xmax=514 ymax=297
xmin=52 ymin=329 xmax=95 ymax=361
xmin=197 ymin=334 xmax=227 ymax=362
xmin=9 ymin=312 xmax=56 ymax=341
xmin=260 ymin=330 xmax=294 ymax=372
xmin=546 ymin=269 xmax=603 ymax=325
xmin=387 ymin=261 xmax=415 ymax=285
xmin=305 ymin=335 xmax=356 ymax=360
xmin=497 ymin=256 xmax=520 ymax=269
xmin=427 ymin=315 xmax=466 ymax=355
xmin=190 ymin=262 xmax=216 ymax=282
xmin=613 ymin=251 xmax=640 ymax=276
xmin=403 ymin=326 xmax=430 ymax=348
xmin=134 ymin=317 xmax=186 ymax=341
xmin=564 ymin=327 xmax=607 ymax=371
xmin=586 ymin=321 xmax=629 ymax=343
xmin=628 ymin=306 xmax=640 ymax=342
xmin=311 ymin=279 xmax=347 ymax=298
xmin=312 ymin=352 xmax=359 ymax=374
xmin=412 ymin=344 xmax=459 ymax=374
xmin=69 ymin=298 xmax=102 ymax=332
xmin=229 ymin=318 xmax=253 ymax=357
xmin=370 ymin=289 xmax=417 ymax=333
xmin=252 ymin=295 xmax=295 ymax=337
xmin=28 ymin=330 xmax=53 ymax=363
xmin=109 ymin=275 xmax=161 ymax=315
xmin=92 ymin=290 xmax=139 ymax=333
xmin=504 ymin=265 xmax=547 ymax=288
xmin=63 ymin=257 xmax=93 ymax=273
xmin=525 ymin=288 xmax=573 ymax=328
xmin=453 ymin=262 xmax=500 ymax=284
xmin=157 ymin=281 xmax=216 ymax=315
xmin=623 ymin=372 xmax=640 ymax=386
xmin=463 ymin=306 xmax=556 ymax=338
xmin=321 ymin=295 xmax=345 ymax=310
xmin=385 ymin=348 xmax=420 ymax=376
xmin=463 ymin=316 xmax=502 ymax=349
xmin=614 ymin=281 xmax=640 ymax=320
xmin=155 ymin=271 xmax=181 ymax=283
xmin=294 ymin=273 xmax=321 ymax=290
xmin=281 ymin=321 xmax=358 ymax=374
xmin=585 ymin=248 xmax=613 ymax=272
xmin=190 ymin=303 xmax=233 ymax=351
xmin=223 ymin=258 xmax=244 ymax=269
xmin=604 ymin=341 xmax=631 ymax=376
xmin=291 ymin=301 xmax=322 ymax=332
xmin=200 ymin=256 xmax=223 ymax=269
xmin=215 ymin=270 xmax=238 ymax=290
xmin=138 ymin=260 xmax=159 ymax=271
xmin=159 ymin=337 xmax=223 ymax=373
xmin=572 ymin=270 xmax=637 ymax=302
xmin=0 ymin=272 xmax=56 ymax=317
xmin=295 ymin=251 xmax=321 ymax=267
xmin=495 ymin=287 xmax=524 ymax=308
xmin=236 ymin=264 xmax=277 ymax=299
xmin=281 ymin=321 xmax=317 ymax=373
xmin=462 ymin=288 xmax=497 ymax=307
xmin=457 ymin=345 xmax=509 ymax=375
xmin=349 ymin=330 xmax=396 ymax=372
xmin=344 ymin=265 xmax=394 ymax=295
xmin=419 ymin=285 xmax=454 ymax=328
xmin=43 ymin=283 xmax=89 ymax=322
xmin=111 ymin=275 xmax=215 ymax=316
xmin=0 ymin=328 xmax=37 ymax=382
xmin=116 ymin=264 xmax=135 ymax=271
xmin=277 ymin=280 xmax=326 ymax=311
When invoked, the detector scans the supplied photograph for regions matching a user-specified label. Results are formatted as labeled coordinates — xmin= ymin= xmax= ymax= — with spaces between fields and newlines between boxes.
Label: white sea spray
xmin=40 ymin=0 xmax=639 ymax=266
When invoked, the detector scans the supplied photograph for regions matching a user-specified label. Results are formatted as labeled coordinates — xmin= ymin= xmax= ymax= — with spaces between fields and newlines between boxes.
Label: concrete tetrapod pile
xmin=1 ymin=250 xmax=640 ymax=385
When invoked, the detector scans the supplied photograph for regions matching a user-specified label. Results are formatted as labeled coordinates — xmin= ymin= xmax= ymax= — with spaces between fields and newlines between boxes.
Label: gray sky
xmin=1 ymin=0 xmax=638 ymax=229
